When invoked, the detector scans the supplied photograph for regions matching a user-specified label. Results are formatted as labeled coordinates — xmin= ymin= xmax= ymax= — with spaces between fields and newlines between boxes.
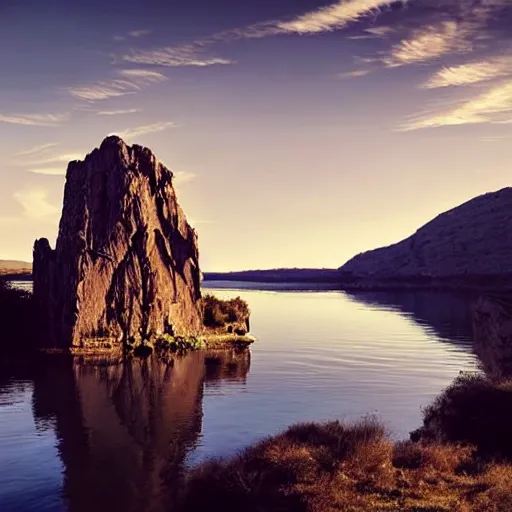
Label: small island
xmin=22 ymin=135 xmax=254 ymax=355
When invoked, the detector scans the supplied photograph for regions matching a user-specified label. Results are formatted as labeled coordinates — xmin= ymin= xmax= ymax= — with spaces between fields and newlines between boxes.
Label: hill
xmin=203 ymin=268 xmax=340 ymax=283
xmin=338 ymin=187 xmax=512 ymax=289
xmin=0 ymin=260 xmax=32 ymax=277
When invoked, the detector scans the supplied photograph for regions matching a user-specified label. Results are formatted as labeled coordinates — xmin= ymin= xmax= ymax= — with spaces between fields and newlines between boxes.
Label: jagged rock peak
xmin=33 ymin=136 xmax=202 ymax=350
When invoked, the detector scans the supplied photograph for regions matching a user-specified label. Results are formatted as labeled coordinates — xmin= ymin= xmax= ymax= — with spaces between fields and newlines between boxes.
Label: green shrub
xmin=203 ymin=294 xmax=249 ymax=329
xmin=155 ymin=334 xmax=204 ymax=353
xmin=413 ymin=372 xmax=512 ymax=460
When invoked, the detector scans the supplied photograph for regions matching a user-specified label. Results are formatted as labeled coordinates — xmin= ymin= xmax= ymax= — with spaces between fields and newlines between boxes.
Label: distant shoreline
xmin=5 ymin=269 xmax=512 ymax=293
xmin=2 ymin=273 xmax=32 ymax=281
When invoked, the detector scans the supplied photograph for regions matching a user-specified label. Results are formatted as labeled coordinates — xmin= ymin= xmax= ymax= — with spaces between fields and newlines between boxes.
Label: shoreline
xmin=7 ymin=272 xmax=512 ymax=293
xmin=37 ymin=333 xmax=256 ymax=356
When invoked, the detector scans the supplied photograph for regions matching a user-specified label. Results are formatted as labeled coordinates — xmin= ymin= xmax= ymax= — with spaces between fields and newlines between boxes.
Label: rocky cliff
xmin=33 ymin=136 xmax=203 ymax=350
xmin=339 ymin=188 xmax=512 ymax=287
xmin=472 ymin=295 xmax=512 ymax=380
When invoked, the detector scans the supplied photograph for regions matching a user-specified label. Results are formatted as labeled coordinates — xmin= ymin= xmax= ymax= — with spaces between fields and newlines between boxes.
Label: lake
xmin=0 ymin=283 xmax=480 ymax=512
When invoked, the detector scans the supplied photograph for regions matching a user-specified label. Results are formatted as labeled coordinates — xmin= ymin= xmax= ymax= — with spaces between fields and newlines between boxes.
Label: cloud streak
xmin=423 ymin=56 xmax=512 ymax=88
xmin=114 ymin=29 xmax=152 ymax=41
xmin=401 ymin=80 xmax=512 ymax=130
xmin=28 ymin=167 xmax=66 ymax=176
xmin=16 ymin=143 xmax=59 ymax=156
xmin=96 ymin=108 xmax=141 ymax=116
xmin=385 ymin=21 xmax=468 ymax=67
xmin=116 ymin=121 xmax=175 ymax=139
xmin=121 ymin=0 xmax=400 ymax=68
xmin=123 ymin=45 xmax=234 ymax=67
xmin=68 ymin=80 xmax=139 ymax=100
xmin=13 ymin=189 xmax=59 ymax=219
xmin=68 ymin=69 xmax=167 ymax=100
xmin=129 ymin=29 xmax=152 ymax=38
xmin=277 ymin=0 xmax=396 ymax=35
xmin=339 ymin=69 xmax=371 ymax=78
xmin=22 ymin=153 xmax=84 ymax=166
xmin=0 ymin=113 xmax=68 ymax=126
xmin=173 ymin=171 xmax=197 ymax=184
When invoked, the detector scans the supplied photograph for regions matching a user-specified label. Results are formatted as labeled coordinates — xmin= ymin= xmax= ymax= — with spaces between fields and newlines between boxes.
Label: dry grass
xmin=179 ymin=417 xmax=512 ymax=512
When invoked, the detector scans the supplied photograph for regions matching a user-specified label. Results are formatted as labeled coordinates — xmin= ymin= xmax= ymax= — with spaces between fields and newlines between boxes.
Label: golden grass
xmin=179 ymin=417 xmax=512 ymax=512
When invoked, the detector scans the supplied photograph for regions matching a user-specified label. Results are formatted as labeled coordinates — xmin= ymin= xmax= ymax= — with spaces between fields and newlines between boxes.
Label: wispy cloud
xmin=0 ymin=113 xmax=68 ymax=126
xmin=117 ymin=69 xmax=167 ymax=82
xmin=96 ymin=108 xmax=141 ymax=116
xmin=114 ymin=29 xmax=152 ymax=41
xmin=401 ymin=80 xmax=512 ymax=130
xmin=365 ymin=26 xmax=394 ymax=37
xmin=116 ymin=121 xmax=175 ymax=139
xmin=385 ymin=21 xmax=468 ymax=67
xmin=339 ymin=69 xmax=371 ymax=79
xmin=276 ymin=0 xmax=396 ymax=35
xmin=173 ymin=171 xmax=197 ymax=184
xmin=13 ymin=189 xmax=59 ymax=219
xmin=423 ymin=55 xmax=512 ymax=88
xmin=380 ymin=0 xmax=511 ymax=69
xmin=68 ymin=80 xmax=139 ymax=100
xmin=23 ymin=153 xmax=84 ymax=166
xmin=68 ymin=69 xmax=167 ymax=100
xmin=122 ymin=1 xmax=399 ymax=68
xmin=129 ymin=29 xmax=152 ymax=38
xmin=16 ymin=142 xmax=59 ymax=156
xmin=123 ymin=45 xmax=235 ymax=67
xmin=28 ymin=167 xmax=66 ymax=176
xmin=347 ymin=25 xmax=394 ymax=40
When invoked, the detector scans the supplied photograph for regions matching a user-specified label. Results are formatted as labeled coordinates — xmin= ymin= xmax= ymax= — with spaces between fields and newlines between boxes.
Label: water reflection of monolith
xmin=31 ymin=351 xmax=250 ymax=512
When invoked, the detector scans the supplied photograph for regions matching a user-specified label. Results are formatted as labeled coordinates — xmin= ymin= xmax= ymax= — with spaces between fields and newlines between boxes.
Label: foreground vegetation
xmin=179 ymin=373 xmax=512 ymax=511
xmin=203 ymin=293 xmax=250 ymax=334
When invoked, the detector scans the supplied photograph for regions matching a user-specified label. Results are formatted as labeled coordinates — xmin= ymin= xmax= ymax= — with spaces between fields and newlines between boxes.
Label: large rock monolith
xmin=33 ymin=136 xmax=203 ymax=350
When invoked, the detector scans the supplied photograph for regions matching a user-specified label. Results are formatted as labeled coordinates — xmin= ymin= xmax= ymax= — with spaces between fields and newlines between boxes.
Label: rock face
xmin=339 ymin=188 xmax=512 ymax=285
xmin=33 ymin=136 xmax=203 ymax=350
xmin=472 ymin=295 xmax=512 ymax=380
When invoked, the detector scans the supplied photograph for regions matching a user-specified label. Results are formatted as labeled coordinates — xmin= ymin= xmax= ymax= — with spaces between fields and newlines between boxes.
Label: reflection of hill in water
xmin=472 ymin=294 xmax=512 ymax=379
xmin=30 ymin=351 xmax=250 ymax=512
xmin=344 ymin=291 xmax=475 ymax=347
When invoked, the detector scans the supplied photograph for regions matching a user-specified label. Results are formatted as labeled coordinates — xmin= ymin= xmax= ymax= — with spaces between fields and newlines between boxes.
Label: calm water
xmin=0 ymin=283 xmax=480 ymax=512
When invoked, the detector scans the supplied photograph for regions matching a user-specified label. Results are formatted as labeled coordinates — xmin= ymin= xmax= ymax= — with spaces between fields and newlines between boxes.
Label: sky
xmin=1 ymin=0 xmax=511 ymax=271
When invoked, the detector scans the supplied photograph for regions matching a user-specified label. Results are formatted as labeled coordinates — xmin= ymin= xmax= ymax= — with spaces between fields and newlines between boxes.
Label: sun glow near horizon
xmin=1 ymin=0 xmax=511 ymax=270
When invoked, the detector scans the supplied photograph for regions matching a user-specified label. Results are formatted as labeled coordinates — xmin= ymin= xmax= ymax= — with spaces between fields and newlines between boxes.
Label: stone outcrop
xmin=33 ymin=136 xmax=203 ymax=350
xmin=339 ymin=188 xmax=512 ymax=288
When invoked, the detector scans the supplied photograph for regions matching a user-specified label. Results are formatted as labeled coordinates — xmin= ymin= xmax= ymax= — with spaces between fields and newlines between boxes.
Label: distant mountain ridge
xmin=0 ymin=260 xmax=32 ymax=277
xmin=338 ymin=187 xmax=512 ymax=286
xmin=204 ymin=268 xmax=340 ymax=283
xmin=206 ymin=187 xmax=512 ymax=291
